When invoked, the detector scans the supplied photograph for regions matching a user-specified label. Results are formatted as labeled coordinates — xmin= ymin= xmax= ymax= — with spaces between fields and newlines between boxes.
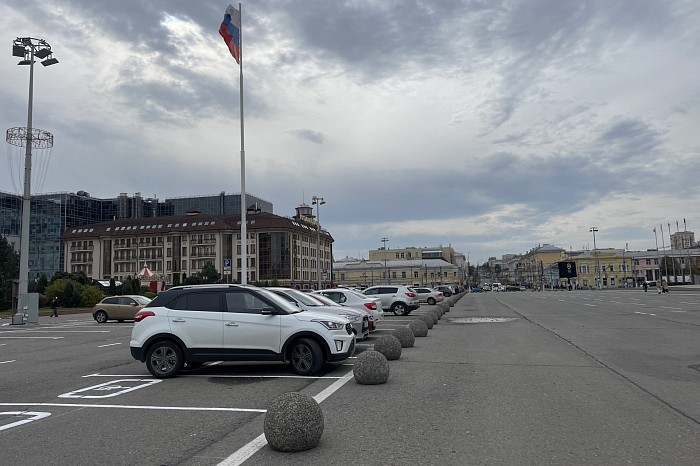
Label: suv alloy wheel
xmin=391 ymin=302 xmax=408 ymax=316
xmin=289 ymin=338 xmax=323 ymax=375
xmin=146 ymin=341 xmax=184 ymax=378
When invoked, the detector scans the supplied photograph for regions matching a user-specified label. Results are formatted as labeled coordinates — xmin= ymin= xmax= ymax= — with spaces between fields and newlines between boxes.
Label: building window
xmin=401 ymin=271 xmax=406 ymax=278
xmin=414 ymin=271 xmax=419 ymax=279
xmin=646 ymin=259 xmax=651 ymax=265
xmin=395 ymin=253 xmax=399 ymax=259
xmin=392 ymin=272 xmax=397 ymax=279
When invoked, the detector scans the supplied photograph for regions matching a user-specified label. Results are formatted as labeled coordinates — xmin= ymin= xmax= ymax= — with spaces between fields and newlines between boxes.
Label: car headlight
xmin=340 ymin=313 xmax=360 ymax=322
xmin=312 ymin=319 xmax=345 ymax=330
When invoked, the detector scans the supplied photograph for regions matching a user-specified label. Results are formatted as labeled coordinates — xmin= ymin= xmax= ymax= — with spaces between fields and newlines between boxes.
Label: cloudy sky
xmin=2 ymin=0 xmax=699 ymax=264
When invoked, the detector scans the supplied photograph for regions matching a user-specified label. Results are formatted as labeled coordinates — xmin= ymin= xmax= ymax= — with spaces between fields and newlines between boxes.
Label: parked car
xmin=313 ymin=288 xmax=383 ymax=329
xmin=362 ymin=285 xmax=421 ymax=316
xmin=130 ymin=284 xmax=355 ymax=378
xmin=471 ymin=287 xmax=484 ymax=293
xmin=307 ymin=292 xmax=377 ymax=333
xmin=408 ymin=286 xmax=444 ymax=305
xmin=93 ymin=295 xmax=152 ymax=323
xmin=434 ymin=285 xmax=453 ymax=297
xmin=268 ymin=287 xmax=369 ymax=340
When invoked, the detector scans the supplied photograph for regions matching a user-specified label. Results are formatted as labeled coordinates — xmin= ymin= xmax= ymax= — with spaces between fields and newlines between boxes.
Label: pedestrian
xmin=50 ymin=297 xmax=58 ymax=317
xmin=656 ymin=280 xmax=662 ymax=294
xmin=662 ymin=280 xmax=669 ymax=293
xmin=643 ymin=282 xmax=648 ymax=292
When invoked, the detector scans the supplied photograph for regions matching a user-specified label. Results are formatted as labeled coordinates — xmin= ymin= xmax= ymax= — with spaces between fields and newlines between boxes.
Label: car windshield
xmin=254 ymin=287 xmax=302 ymax=314
xmin=309 ymin=293 xmax=338 ymax=306
xmin=346 ymin=289 xmax=369 ymax=299
xmin=284 ymin=289 xmax=322 ymax=306
xmin=133 ymin=296 xmax=152 ymax=305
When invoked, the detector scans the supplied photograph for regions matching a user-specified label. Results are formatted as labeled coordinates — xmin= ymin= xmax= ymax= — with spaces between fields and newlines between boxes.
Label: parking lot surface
xmin=1 ymin=289 xmax=699 ymax=465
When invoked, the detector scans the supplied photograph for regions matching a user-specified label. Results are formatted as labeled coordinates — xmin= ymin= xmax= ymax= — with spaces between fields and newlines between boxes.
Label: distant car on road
xmin=409 ymin=286 xmax=444 ymax=305
xmin=93 ymin=295 xmax=151 ymax=323
xmin=434 ymin=285 xmax=453 ymax=297
xmin=362 ymin=285 xmax=420 ymax=316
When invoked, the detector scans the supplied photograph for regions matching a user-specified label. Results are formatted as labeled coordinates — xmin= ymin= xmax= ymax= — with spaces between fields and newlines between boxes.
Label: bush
xmin=44 ymin=278 xmax=72 ymax=303
xmin=143 ymin=291 xmax=156 ymax=299
xmin=122 ymin=279 xmax=134 ymax=295
xmin=80 ymin=286 xmax=104 ymax=307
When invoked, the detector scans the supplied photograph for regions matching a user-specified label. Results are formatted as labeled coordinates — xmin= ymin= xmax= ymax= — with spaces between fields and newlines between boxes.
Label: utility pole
xmin=381 ymin=237 xmax=389 ymax=284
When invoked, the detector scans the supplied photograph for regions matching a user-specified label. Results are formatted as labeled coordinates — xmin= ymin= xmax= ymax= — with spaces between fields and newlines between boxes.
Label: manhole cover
xmin=450 ymin=317 xmax=517 ymax=324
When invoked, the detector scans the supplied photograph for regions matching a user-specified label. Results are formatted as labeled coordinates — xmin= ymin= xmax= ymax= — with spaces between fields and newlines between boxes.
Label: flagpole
xmin=239 ymin=2 xmax=247 ymax=285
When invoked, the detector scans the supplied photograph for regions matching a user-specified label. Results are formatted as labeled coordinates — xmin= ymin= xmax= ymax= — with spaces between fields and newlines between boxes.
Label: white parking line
xmin=584 ymin=304 xmax=596 ymax=307
xmin=0 ymin=360 xmax=16 ymax=364
xmin=0 ymin=403 xmax=265 ymax=413
xmin=0 ymin=336 xmax=64 ymax=340
xmin=82 ymin=372 xmax=344 ymax=380
xmin=0 ymin=412 xmax=51 ymax=431
xmin=218 ymin=370 xmax=355 ymax=466
xmin=97 ymin=343 xmax=122 ymax=348
xmin=660 ymin=306 xmax=682 ymax=310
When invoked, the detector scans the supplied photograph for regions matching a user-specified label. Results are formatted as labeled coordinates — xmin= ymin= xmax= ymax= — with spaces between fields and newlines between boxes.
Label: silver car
xmin=268 ymin=287 xmax=369 ymax=340
xmin=362 ymin=285 xmax=421 ymax=316
xmin=409 ymin=287 xmax=444 ymax=305
xmin=313 ymin=288 xmax=383 ymax=330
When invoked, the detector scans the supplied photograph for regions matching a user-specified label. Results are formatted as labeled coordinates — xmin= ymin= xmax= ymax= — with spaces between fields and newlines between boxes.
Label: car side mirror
xmin=131 ymin=303 xmax=137 ymax=306
xmin=260 ymin=307 xmax=278 ymax=315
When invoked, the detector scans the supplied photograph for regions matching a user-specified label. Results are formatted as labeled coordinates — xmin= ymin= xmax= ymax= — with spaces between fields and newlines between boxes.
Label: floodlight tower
xmin=589 ymin=227 xmax=599 ymax=289
xmin=312 ymin=196 xmax=325 ymax=290
xmin=11 ymin=37 xmax=58 ymax=322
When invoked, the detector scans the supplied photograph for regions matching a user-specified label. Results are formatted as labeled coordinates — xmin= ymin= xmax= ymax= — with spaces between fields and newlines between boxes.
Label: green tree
xmin=37 ymin=273 xmax=48 ymax=294
xmin=80 ymin=286 xmax=104 ymax=307
xmin=63 ymin=281 xmax=82 ymax=307
xmin=184 ymin=275 xmax=203 ymax=285
xmin=122 ymin=277 xmax=134 ymax=295
xmin=44 ymin=278 xmax=70 ymax=304
xmin=109 ymin=277 xmax=117 ymax=295
xmin=199 ymin=262 xmax=221 ymax=284
xmin=0 ymin=236 xmax=19 ymax=310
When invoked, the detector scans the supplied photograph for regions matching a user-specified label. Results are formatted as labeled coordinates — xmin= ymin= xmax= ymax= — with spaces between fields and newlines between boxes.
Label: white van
xmin=492 ymin=283 xmax=504 ymax=292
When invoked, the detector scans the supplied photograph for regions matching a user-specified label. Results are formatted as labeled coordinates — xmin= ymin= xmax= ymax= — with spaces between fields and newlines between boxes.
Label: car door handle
xmin=225 ymin=322 xmax=239 ymax=327
xmin=172 ymin=318 xmax=185 ymax=322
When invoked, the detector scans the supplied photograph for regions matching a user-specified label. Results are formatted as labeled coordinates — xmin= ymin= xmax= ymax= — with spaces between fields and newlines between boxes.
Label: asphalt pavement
xmin=1 ymin=289 xmax=699 ymax=465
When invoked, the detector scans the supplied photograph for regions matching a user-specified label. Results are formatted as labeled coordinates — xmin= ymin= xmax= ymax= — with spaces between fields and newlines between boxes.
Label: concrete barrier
xmin=264 ymin=392 xmax=324 ymax=452
xmin=392 ymin=326 xmax=415 ymax=348
xmin=420 ymin=313 xmax=434 ymax=329
xmin=408 ymin=319 xmax=429 ymax=337
xmin=353 ymin=350 xmax=390 ymax=384
xmin=374 ymin=334 xmax=402 ymax=360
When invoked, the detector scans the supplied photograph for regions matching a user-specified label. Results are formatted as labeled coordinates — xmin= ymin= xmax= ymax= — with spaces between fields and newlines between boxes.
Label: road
xmin=1 ymin=289 xmax=698 ymax=465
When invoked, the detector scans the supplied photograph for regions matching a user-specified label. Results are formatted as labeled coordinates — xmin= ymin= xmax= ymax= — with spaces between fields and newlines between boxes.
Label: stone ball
xmin=264 ymin=392 xmax=324 ymax=452
xmin=428 ymin=309 xmax=440 ymax=322
xmin=353 ymin=350 xmax=390 ymax=384
xmin=408 ymin=319 xmax=429 ymax=337
xmin=392 ymin=326 xmax=415 ymax=348
xmin=374 ymin=334 xmax=402 ymax=360
xmin=439 ymin=303 xmax=449 ymax=313
xmin=420 ymin=313 xmax=434 ymax=329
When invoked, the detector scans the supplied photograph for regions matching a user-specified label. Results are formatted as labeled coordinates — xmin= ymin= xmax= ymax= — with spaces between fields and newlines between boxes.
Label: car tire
xmin=289 ymin=338 xmax=323 ymax=376
xmin=427 ymin=297 xmax=436 ymax=305
xmin=94 ymin=310 xmax=108 ymax=323
xmin=145 ymin=341 xmax=184 ymax=379
xmin=391 ymin=302 xmax=408 ymax=316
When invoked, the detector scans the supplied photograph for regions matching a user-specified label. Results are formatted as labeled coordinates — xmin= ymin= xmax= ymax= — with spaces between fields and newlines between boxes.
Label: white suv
xmin=130 ymin=284 xmax=355 ymax=378
xmin=362 ymin=285 xmax=420 ymax=316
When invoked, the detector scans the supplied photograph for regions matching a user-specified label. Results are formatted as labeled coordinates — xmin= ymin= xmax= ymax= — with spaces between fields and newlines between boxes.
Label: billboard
xmin=558 ymin=261 xmax=577 ymax=278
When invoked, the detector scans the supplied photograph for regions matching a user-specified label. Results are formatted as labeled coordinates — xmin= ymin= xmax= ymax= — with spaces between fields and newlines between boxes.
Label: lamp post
xmin=12 ymin=37 xmax=58 ymax=322
xmin=589 ymin=227 xmax=599 ymax=289
xmin=312 ymin=196 xmax=324 ymax=290
xmin=653 ymin=227 xmax=661 ymax=283
xmin=381 ymin=237 xmax=389 ymax=283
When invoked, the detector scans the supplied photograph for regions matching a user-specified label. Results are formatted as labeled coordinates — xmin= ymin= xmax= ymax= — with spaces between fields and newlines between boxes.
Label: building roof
xmin=334 ymin=258 xmax=457 ymax=269
xmin=60 ymin=212 xmax=333 ymax=241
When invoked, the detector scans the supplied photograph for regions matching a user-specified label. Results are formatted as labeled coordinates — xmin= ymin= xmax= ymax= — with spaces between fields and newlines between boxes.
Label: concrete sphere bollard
xmin=353 ymin=350 xmax=390 ymax=384
xmin=374 ymin=334 xmax=402 ymax=360
xmin=408 ymin=319 xmax=429 ymax=337
xmin=427 ymin=310 xmax=439 ymax=324
xmin=448 ymin=298 xmax=455 ymax=307
xmin=264 ymin=392 xmax=324 ymax=452
xmin=420 ymin=313 xmax=434 ymax=329
xmin=430 ymin=309 xmax=441 ymax=320
xmin=439 ymin=303 xmax=449 ymax=313
xmin=392 ymin=326 xmax=415 ymax=348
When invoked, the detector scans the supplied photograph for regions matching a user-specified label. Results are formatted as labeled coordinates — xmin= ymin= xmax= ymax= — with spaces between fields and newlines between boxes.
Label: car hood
xmin=292 ymin=309 xmax=350 ymax=324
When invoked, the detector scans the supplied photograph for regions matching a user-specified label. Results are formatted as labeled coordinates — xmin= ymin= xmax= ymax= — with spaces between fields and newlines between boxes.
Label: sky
xmin=1 ymin=0 xmax=699 ymax=265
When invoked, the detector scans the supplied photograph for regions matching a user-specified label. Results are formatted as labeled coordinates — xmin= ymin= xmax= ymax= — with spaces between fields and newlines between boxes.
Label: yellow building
xmin=520 ymin=244 xmax=565 ymax=288
xmin=565 ymin=249 xmax=632 ymax=288
xmin=333 ymin=259 xmax=460 ymax=287
xmin=368 ymin=246 xmax=456 ymax=264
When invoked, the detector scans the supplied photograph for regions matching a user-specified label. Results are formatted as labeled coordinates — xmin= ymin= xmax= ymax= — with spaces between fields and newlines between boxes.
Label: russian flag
xmin=219 ymin=4 xmax=241 ymax=64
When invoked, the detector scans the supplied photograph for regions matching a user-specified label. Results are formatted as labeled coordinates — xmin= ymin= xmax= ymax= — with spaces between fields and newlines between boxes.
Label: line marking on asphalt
xmin=82 ymin=372 xmax=343 ymax=380
xmin=0 ymin=360 xmax=16 ymax=364
xmin=660 ymin=306 xmax=682 ymax=310
xmin=0 ymin=411 xmax=51 ymax=432
xmin=217 ymin=370 xmax=355 ymax=466
xmin=0 ymin=336 xmax=64 ymax=340
xmin=0 ymin=403 xmax=266 ymax=413
xmin=679 ymin=302 xmax=698 ymax=305
xmin=97 ymin=343 xmax=122 ymax=348
xmin=584 ymin=304 xmax=596 ymax=307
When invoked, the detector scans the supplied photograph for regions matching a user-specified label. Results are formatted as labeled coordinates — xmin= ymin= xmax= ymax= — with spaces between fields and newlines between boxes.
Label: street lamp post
xmin=589 ymin=227 xmax=599 ymax=289
xmin=11 ymin=37 xmax=58 ymax=323
xmin=653 ymin=227 xmax=661 ymax=284
xmin=381 ymin=237 xmax=389 ymax=283
xmin=312 ymin=196 xmax=325 ymax=290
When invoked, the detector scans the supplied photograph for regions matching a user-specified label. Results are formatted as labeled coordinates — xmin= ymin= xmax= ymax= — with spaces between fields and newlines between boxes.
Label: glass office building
xmin=0 ymin=190 xmax=272 ymax=280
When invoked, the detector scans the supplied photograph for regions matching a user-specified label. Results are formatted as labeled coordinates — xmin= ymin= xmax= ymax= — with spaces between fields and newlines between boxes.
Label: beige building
xmin=60 ymin=206 xmax=333 ymax=289
xmin=368 ymin=245 xmax=456 ymax=264
xmin=333 ymin=258 xmax=460 ymax=288
xmin=520 ymin=244 xmax=565 ymax=288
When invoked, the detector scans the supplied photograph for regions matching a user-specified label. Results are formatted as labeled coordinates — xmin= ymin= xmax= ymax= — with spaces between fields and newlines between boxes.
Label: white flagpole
xmin=239 ymin=2 xmax=247 ymax=285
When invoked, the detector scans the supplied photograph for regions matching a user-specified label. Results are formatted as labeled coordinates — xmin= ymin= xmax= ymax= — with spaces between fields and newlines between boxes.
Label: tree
xmin=122 ymin=277 xmax=134 ymax=295
xmin=63 ymin=281 xmax=82 ymax=307
xmin=37 ymin=273 xmax=48 ymax=294
xmin=109 ymin=277 xmax=117 ymax=295
xmin=80 ymin=286 xmax=104 ymax=307
xmin=44 ymin=278 xmax=70 ymax=304
xmin=0 ymin=236 xmax=19 ymax=310
xmin=199 ymin=262 xmax=221 ymax=284
xmin=185 ymin=275 xmax=203 ymax=285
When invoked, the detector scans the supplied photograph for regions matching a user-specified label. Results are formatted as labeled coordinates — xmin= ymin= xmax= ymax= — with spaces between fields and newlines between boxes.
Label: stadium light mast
xmin=589 ymin=227 xmax=599 ymax=289
xmin=312 ymin=196 xmax=325 ymax=290
xmin=11 ymin=37 xmax=58 ymax=323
